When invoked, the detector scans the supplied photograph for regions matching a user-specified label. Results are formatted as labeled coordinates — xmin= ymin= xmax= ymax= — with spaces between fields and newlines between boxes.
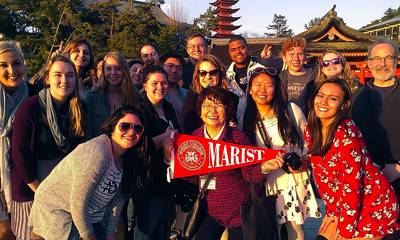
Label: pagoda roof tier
xmin=217 ymin=16 xmax=241 ymax=22
xmin=213 ymin=7 xmax=239 ymax=14
xmin=210 ymin=0 xmax=239 ymax=7
xmin=216 ymin=21 xmax=240 ymax=27
xmin=297 ymin=5 xmax=373 ymax=42
xmin=212 ymin=25 xmax=241 ymax=31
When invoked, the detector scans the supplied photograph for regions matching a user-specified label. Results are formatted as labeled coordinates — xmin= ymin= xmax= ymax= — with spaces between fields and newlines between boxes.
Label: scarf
xmin=38 ymin=89 xmax=70 ymax=153
xmin=0 ymin=82 xmax=28 ymax=211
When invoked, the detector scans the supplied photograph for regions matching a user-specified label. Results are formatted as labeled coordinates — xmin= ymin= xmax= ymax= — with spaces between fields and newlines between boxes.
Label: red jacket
xmin=191 ymin=125 xmax=264 ymax=227
xmin=305 ymin=119 xmax=399 ymax=238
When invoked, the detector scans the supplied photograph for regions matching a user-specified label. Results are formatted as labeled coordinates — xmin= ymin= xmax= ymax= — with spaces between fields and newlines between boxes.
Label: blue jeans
xmin=133 ymin=193 xmax=175 ymax=240
xmin=68 ymin=222 xmax=107 ymax=240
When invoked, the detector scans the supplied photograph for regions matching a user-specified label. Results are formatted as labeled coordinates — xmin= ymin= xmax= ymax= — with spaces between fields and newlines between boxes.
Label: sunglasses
xmin=118 ymin=122 xmax=144 ymax=134
xmin=250 ymin=67 xmax=278 ymax=77
xmin=320 ymin=58 xmax=342 ymax=68
xmin=199 ymin=69 xmax=219 ymax=78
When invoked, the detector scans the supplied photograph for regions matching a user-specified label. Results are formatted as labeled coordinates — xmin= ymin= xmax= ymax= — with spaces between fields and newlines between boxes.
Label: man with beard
xmin=140 ymin=44 xmax=160 ymax=66
xmin=279 ymin=37 xmax=316 ymax=114
xmin=351 ymin=39 xmax=400 ymax=205
xmin=182 ymin=33 xmax=208 ymax=89
xmin=161 ymin=52 xmax=187 ymax=126
xmin=226 ymin=35 xmax=282 ymax=130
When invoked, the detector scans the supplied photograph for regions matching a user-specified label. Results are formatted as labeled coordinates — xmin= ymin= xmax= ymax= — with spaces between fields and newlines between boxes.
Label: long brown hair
xmin=44 ymin=55 xmax=85 ymax=137
xmin=63 ymin=39 xmax=94 ymax=79
xmin=99 ymin=52 xmax=141 ymax=105
xmin=316 ymin=50 xmax=356 ymax=90
xmin=307 ymin=77 xmax=352 ymax=155
xmin=191 ymin=54 xmax=228 ymax=94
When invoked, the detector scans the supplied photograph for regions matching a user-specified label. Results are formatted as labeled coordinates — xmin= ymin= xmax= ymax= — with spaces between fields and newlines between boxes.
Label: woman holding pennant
xmin=188 ymin=86 xmax=283 ymax=240
xmin=243 ymin=67 xmax=321 ymax=240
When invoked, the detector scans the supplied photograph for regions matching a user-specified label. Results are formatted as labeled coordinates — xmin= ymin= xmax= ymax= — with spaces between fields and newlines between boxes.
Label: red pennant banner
xmin=172 ymin=133 xmax=280 ymax=178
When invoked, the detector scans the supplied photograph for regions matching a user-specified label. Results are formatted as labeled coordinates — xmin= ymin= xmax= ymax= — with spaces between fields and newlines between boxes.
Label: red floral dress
xmin=305 ymin=119 xmax=399 ymax=239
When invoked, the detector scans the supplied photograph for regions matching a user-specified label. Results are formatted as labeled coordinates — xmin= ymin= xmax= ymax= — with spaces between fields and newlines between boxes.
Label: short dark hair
xmin=186 ymin=33 xmax=208 ymax=46
xmin=128 ymin=59 xmax=143 ymax=68
xmin=228 ymin=35 xmax=248 ymax=45
xmin=197 ymin=87 xmax=235 ymax=124
xmin=142 ymin=65 xmax=168 ymax=83
xmin=160 ymin=52 xmax=184 ymax=65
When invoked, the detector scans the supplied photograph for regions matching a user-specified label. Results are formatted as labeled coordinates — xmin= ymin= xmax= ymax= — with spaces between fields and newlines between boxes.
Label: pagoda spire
xmin=210 ymin=0 xmax=241 ymax=38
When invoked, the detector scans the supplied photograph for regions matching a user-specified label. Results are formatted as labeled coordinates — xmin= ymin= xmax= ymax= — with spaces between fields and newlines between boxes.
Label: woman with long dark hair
xmin=243 ymin=67 xmax=321 ymax=240
xmin=134 ymin=65 xmax=182 ymax=240
xmin=10 ymin=55 xmax=86 ymax=240
xmin=306 ymin=77 xmax=399 ymax=239
xmin=29 ymin=105 xmax=153 ymax=240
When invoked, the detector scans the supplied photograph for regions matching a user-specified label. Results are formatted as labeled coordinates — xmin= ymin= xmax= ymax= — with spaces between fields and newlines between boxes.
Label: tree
xmin=265 ymin=14 xmax=293 ymax=37
xmin=304 ymin=17 xmax=321 ymax=30
xmin=189 ymin=6 xmax=217 ymax=38
xmin=361 ymin=5 xmax=400 ymax=28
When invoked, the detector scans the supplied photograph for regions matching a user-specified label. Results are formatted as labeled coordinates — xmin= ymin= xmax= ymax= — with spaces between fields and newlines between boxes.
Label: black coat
xmin=350 ymin=79 xmax=400 ymax=166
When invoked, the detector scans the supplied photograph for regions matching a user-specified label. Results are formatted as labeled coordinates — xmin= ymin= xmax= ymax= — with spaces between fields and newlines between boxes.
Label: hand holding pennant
xmin=171 ymin=133 xmax=281 ymax=178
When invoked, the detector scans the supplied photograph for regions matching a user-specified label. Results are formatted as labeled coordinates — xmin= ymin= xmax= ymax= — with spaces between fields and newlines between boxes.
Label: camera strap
xmin=199 ymin=174 xmax=212 ymax=199
xmin=256 ymin=119 xmax=272 ymax=149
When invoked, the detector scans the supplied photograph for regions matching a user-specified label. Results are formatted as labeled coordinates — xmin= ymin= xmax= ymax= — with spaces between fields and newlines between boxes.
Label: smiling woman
xmin=0 ymin=41 xmax=30 ymax=239
xmin=28 ymin=105 xmax=154 ymax=240
xmin=307 ymin=77 xmax=399 ymax=239
xmin=85 ymin=52 xmax=141 ymax=139
xmin=10 ymin=55 xmax=86 ymax=240
xmin=62 ymin=39 xmax=94 ymax=98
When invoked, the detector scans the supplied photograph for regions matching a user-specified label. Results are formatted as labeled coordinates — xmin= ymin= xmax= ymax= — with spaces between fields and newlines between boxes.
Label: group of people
xmin=0 ymin=31 xmax=399 ymax=240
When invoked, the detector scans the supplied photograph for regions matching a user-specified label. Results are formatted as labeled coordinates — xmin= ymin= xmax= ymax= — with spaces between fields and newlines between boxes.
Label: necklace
xmin=259 ymin=111 xmax=275 ymax=120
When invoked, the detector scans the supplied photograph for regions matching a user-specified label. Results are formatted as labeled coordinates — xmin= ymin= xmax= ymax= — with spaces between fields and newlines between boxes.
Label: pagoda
xmin=210 ymin=0 xmax=241 ymax=38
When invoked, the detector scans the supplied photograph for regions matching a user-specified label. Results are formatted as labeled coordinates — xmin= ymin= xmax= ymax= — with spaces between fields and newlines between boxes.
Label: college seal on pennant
xmin=177 ymin=140 xmax=206 ymax=171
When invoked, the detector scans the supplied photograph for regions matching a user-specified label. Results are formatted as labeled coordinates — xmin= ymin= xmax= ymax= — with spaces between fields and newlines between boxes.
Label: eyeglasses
xmin=199 ymin=69 xmax=219 ymax=78
xmin=320 ymin=58 xmax=342 ymax=68
xmin=250 ymin=67 xmax=278 ymax=77
xmin=368 ymin=56 xmax=396 ymax=65
xmin=118 ymin=122 xmax=144 ymax=134
xmin=201 ymin=103 xmax=225 ymax=111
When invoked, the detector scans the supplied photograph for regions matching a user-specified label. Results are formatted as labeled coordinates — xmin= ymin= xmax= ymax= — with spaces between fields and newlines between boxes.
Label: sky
xmin=161 ymin=0 xmax=400 ymax=36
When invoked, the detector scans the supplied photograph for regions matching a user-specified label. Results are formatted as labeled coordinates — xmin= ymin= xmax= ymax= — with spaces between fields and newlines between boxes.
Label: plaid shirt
xmin=192 ymin=126 xmax=264 ymax=227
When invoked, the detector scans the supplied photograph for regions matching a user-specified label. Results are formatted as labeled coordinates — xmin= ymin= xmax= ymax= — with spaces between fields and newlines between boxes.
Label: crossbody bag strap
xmin=256 ymin=120 xmax=272 ymax=149
xmin=287 ymin=103 xmax=304 ymax=152
xmin=198 ymin=174 xmax=212 ymax=199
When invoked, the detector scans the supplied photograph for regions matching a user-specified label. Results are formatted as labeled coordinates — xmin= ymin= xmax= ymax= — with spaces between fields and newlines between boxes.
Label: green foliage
xmin=304 ymin=17 xmax=321 ymax=30
xmin=265 ymin=14 xmax=293 ymax=37
xmin=189 ymin=6 xmax=217 ymax=38
xmin=0 ymin=0 xmax=188 ymax=75
xmin=361 ymin=6 xmax=400 ymax=29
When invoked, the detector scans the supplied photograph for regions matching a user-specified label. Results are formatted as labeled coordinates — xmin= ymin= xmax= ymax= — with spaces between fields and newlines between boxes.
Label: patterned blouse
xmin=305 ymin=119 xmax=399 ymax=239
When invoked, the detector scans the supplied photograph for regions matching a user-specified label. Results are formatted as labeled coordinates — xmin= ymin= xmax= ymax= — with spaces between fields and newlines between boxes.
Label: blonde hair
xmin=0 ymin=41 xmax=27 ymax=81
xmin=99 ymin=52 xmax=141 ymax=105
xmin=44 ymin=55 xmax=85 ymax=137
xmin=316 ymin=50 xmax=355 ymax=90
xmin=191 ymin=54 xmax=228 ymax=94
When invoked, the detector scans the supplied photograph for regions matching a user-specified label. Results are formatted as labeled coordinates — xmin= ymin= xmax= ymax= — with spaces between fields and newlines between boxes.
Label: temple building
xmin=360 ymin=16 xmax=400 ymax=41
xmin=210 ymin=0 xmax=241 ymax=38
xmin=210 ymin=6 xmax=400 ymax=83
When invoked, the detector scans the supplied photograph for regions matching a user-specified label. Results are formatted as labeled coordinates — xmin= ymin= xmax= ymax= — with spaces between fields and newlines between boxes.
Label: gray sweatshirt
xmin=28 ymin=134 xmax=125 ymax=239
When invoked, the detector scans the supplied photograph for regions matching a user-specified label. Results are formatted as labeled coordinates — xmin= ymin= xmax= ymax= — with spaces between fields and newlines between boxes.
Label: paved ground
xmin=304 ymin=199 xmax=325 ymax=240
